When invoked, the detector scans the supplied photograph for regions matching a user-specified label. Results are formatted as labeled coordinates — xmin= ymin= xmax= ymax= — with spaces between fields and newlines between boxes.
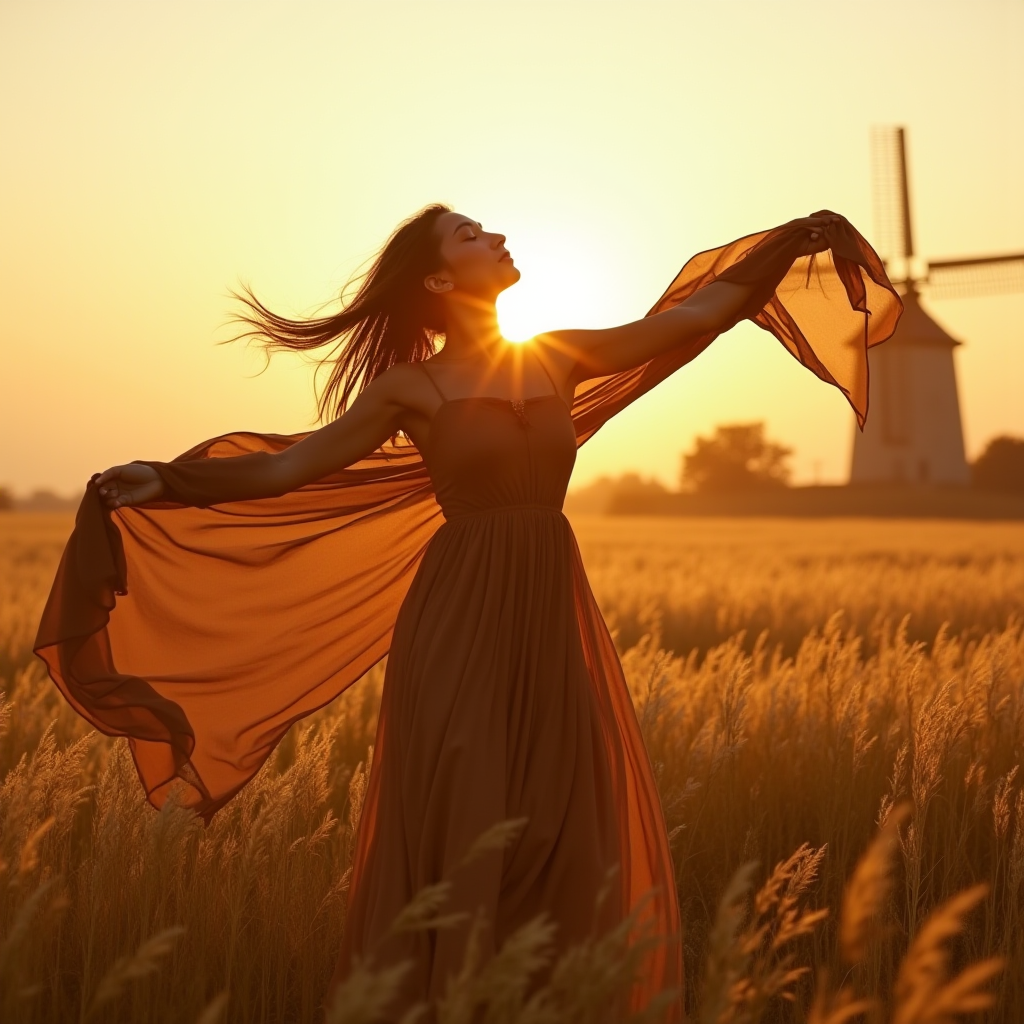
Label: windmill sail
xmin=926 ymin=253 xmax=1024 ymax=298
xmin=871 ymin=126 xmax=913 ymax=269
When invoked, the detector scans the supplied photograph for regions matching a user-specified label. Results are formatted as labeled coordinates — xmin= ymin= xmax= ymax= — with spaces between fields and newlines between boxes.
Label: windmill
xmin=849 ymin=126 xmax=1024 ymax=485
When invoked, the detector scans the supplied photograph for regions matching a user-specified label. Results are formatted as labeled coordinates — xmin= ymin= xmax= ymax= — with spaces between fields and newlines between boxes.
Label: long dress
xmin=33 ymin=216 xmax=903 ymax=1022
xmin=330 ymin=356 xmax=671 ymax=1016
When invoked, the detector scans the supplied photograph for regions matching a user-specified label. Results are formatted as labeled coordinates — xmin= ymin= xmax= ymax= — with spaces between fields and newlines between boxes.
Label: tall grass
xmin=571 ymin=515 xmax=1024 ymax=657
xmin=2 ymin=512 xmax=1021 ymax=1022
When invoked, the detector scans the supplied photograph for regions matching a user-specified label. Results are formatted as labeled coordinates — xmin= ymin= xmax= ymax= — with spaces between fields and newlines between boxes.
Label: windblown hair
xmin=224 ymin=203 xmax=452 ymax=422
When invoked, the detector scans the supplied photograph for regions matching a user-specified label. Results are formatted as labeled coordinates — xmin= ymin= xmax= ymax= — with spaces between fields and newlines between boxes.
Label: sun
xmin=494 ymin=228 xmax=619 ymax=344
xmin=497 ymin=285 xmax=566 ymax=344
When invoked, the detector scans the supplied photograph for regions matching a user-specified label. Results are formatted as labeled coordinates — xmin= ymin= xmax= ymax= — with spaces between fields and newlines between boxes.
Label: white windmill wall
xmin=850 ymin=342 xmax=970 ymax=484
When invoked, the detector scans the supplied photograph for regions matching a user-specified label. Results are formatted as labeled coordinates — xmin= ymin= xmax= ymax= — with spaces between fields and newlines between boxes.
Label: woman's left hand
xmin=787 ymin=211 xmax=844 ymax=256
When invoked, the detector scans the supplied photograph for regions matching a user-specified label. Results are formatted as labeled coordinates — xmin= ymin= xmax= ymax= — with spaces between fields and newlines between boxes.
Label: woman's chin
xmin=500 ymin=265 xmax=522 ymax=288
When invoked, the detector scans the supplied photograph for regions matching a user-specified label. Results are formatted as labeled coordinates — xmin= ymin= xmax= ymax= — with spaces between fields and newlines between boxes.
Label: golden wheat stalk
xmin=806 ymin=969 xmax=876 ymax=1024
xmin=322 ymin=956 xmax=417 ymax=1024
xmin=0 ymin=878 xmax=59 ymax=983
xmin=841 ymin=801 xmax=913 ymax=965
xmin=16 ymin=815 xmax=55 ymax=879
xmin=700 ymin=860 xmax=760 ymax=1024
xmin=891 ymin=883 xmax=1005 ymax=1024
xmin=193 ymin=989 xmax=229 ymax=1024
xmin=808 ymin=803 xmax=914 ymax=1023
xmin=457 ymin=816 xmax=530 ymax=869
xmin=383 ymin=880 xmax=470 ymax=939
xmin=87 ymin=926 xmax=185 ymax=1018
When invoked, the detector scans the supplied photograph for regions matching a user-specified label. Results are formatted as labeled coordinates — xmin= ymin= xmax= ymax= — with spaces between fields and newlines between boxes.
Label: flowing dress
xmin=330 ymin=357 xmax=673 ymax=1015
xmin=33 ymin=216 xmax=902 ymax=1021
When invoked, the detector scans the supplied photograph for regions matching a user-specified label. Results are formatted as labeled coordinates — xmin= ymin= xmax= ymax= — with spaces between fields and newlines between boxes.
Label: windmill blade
xmin=925 ymin=253 xmax=1024 ymax=298
xmin=871 ymin=125 xmax=914 ymax=264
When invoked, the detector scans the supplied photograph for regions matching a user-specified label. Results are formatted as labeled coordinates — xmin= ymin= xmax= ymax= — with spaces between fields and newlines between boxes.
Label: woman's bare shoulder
xmin=530 ymin=331 xmax=588 ymax=391
xmin=368 ymin=359 xmax=435 ymax=414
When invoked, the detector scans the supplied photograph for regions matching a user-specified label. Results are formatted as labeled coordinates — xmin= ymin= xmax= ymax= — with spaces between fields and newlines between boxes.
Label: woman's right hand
xmin=787 ymin=211 xmax=844 ymax=256
xmin=94 ymin=463 xmax=165 ymax=509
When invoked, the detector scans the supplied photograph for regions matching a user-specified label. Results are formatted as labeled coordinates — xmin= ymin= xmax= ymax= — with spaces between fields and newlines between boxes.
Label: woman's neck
xmin=435 ymin=292 xmax=506 ymax=362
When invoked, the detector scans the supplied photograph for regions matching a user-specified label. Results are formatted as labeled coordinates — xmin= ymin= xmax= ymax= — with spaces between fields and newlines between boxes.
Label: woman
xmin=35 ymin=204 xmax=901 ymax=1021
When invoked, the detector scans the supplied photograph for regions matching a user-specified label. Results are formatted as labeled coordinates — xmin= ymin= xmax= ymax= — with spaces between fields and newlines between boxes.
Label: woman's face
xmin=428 ymin=211 xmax=521 ymax=301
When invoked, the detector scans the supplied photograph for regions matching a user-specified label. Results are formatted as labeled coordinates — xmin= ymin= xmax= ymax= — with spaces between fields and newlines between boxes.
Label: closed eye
xmin=455 ymin=219 xmax=483 ymax=241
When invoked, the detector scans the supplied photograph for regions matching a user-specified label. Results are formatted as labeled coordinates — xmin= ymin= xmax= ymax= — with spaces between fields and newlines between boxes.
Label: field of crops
xmin=2 ymin=511 xmax=1022 ymax=1023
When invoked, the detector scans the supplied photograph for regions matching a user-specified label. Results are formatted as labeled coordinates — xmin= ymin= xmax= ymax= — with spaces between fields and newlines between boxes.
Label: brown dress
xmin=330 ymin=356 xmax=668 ymax=1014
xmin=34 ymin=215 xmax=903 ymax=1021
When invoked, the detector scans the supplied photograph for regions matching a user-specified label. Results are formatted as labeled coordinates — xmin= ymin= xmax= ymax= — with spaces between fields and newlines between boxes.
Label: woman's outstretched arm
xmin=550 ymin=213 xmax=841 ymax=385
xmin=94 ymin=367 xmax=423 ymax=510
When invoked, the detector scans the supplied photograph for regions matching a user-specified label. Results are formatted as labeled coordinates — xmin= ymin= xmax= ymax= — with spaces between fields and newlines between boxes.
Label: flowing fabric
xmin=34 ymin=215 xmax=901 ymax=1019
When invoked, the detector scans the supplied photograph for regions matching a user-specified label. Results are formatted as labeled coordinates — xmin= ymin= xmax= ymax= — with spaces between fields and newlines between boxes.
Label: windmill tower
xmin=849 ymin=126 xmax=1024 ymax=485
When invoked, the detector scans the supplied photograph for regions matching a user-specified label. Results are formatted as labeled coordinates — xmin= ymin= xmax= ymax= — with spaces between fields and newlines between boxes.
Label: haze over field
xmin=1 ymin=0 xmax=1022 ymax=497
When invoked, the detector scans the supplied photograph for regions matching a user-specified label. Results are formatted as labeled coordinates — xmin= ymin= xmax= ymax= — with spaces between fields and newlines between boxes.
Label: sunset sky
xmin=2 ymin=0 xmax=1022 ymax=497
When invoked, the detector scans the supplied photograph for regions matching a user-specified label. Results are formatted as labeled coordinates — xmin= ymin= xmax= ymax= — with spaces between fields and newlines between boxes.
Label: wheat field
xmin=2 ymin=510 xmax=1022 ymax=1023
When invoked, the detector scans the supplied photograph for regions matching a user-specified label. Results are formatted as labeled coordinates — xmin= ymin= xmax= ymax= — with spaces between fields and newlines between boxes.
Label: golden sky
xmin=2 ymin=0 xmax=1022 ymax=496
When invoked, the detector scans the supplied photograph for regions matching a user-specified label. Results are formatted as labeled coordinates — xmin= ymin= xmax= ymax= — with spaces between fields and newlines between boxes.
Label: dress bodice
xmin=419 ymin=390 xmax=578 ymax=521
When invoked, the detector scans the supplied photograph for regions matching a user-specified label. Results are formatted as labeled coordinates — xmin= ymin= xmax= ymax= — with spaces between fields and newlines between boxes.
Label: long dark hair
xmin=224 ymin=203 xmax=451 ymax=422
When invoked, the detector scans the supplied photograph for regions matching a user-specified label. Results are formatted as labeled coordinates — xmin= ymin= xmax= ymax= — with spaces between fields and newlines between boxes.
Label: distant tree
xmin=972 ymin=435 xmax=1024 ymax=495
xmin=19 ymin=488 xmax=82 ymax=512
xmin=564 ymin=473 xmax=668 ymax=515
xmin=605 ymin=473 xmax=669 ymax=514
xmin=562 ymin=475 xmax=621 ymax=515
xmin=680 ymin=422 xmax=793 ymax=493
xmin=0 ymin=486 xmax=12 ymax=511
xmin=610 ymin=472 xmax=668 ymax=500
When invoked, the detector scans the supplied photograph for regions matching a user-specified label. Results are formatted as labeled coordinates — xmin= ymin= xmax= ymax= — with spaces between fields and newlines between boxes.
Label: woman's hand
xmin=787 ymin=211 xmax=844 ymax=257
xmin=94 ymin=463 xmax=165 ymax=509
